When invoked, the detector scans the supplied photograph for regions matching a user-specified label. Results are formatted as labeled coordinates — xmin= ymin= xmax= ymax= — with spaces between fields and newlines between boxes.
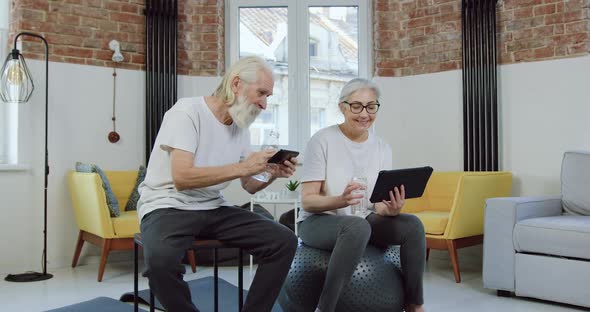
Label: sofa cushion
xmin=112 ymin=211 xmax=140 ymax=237
xmin=75 ymin=162 xmax=120 ymax=217
xmin=125 ymin=166 xmax=146 ymax=212
xmin=561 ymin=151 xmax=590 ymax=216
xmin=412 ymin=211 xmax=448 ymax=235
xmin=514 ymin=215 xmax=590 ymax=260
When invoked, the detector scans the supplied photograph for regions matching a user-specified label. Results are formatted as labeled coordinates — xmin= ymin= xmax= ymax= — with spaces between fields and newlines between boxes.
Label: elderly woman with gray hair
xmin=299 ymin=78 xmax=426 ymax=312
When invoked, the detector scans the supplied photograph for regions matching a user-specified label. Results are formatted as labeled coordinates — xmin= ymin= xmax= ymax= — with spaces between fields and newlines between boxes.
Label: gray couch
xmin=483 ymin=151 xmax=590 ymax=308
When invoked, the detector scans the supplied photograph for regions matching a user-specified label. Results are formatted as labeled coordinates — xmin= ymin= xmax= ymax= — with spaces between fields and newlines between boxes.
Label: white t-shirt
xmin=300 ymin=125 xmax=392 ymax=221
xmin=137 ymin=96 xmax=251 ymax=222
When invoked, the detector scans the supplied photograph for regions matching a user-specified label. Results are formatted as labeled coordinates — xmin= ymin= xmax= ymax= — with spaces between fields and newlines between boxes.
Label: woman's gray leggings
xmin=298 ymin=213 xmax=426 ymax=312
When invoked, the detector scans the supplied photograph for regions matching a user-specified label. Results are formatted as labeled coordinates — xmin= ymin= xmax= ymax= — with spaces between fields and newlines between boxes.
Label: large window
xmin=0 ymin=0 xmax=15 ymax=165
xmin=227 ymin=0 xmax=371 ymax=151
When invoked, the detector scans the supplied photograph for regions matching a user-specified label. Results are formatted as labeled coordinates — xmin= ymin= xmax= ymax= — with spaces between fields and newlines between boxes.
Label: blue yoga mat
xmin=45 ymin=296 xmax=145 ymax=312
xmin=120 ymin=276 xmax=283 ymax=312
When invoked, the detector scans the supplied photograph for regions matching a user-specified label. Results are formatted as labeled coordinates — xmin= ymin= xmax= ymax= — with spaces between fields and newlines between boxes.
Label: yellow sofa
xmin=402 ymin=171 xmax=512 ymax=283
xmin=68 ymin=170 xmax=196 ymax=281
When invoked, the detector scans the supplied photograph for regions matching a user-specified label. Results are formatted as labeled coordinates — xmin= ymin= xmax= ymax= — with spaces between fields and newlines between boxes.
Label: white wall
xmin=375 ymin=55 xmax=590 ymax=197
xmin=374 ymin=71 xmax=464 ymax=171
xmin=0 ymin=61 xmax=221 ymax=274
xmin=1 ymin=55 xmax=589 ymax=273
xmin=0 ymin=61 xmax=146 ymax=274
xmin=498 ymin=56 xmax=590 ymax=195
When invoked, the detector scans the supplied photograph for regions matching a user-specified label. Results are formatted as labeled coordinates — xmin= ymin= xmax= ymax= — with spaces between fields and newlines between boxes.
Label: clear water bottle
xmin=350 ymin=175 xmax=368 ymax=217
xmin=252 ymin=129 xmax=280 ymax=182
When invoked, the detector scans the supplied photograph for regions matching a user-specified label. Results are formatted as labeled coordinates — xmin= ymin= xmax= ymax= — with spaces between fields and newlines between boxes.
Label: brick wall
xmin=177 ymin=1 xmax=224 ymax=75
xmin=374 ymin=0 xmax=590 ymax=77
xmin=498 ymin=0 xmax=589 ymax=63
xmin=10 ymin=0 xmax=590 ymax=77
xmin=10 ymin=0 xmax=224 ymax=75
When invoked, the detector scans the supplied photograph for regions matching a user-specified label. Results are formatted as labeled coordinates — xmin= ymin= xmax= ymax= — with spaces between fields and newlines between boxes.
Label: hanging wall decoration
xmin=108 ymin=40 xmax=124 ymax=143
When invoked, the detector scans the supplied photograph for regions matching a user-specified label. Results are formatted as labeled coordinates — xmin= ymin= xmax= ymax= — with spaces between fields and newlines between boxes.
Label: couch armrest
xmin=67 ymin=171 xmax=116 ymax=238
xmin=482 ymin=196 xmax=562 ymax=291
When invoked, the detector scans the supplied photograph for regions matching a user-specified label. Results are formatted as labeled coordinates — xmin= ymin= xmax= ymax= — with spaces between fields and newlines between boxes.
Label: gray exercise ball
xmin=278 ymin=243 xmax=404 ymax=312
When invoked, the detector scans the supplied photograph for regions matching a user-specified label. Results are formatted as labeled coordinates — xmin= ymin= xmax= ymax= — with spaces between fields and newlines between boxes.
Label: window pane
xmin=310 ymin=107 xmax=325 ymax=135
xmin=0 ymin=24 xmax=10 ymax=164
xmin=309 ymin=6 xmax=358 ymax=137
xmin=239 ymin=7 xmax=289 ymax=146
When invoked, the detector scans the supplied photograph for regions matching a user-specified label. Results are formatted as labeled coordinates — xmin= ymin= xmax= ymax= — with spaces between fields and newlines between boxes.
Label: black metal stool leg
xmin=149 ymin=290 xmax=155 ymax=312
xmin=134 ymin=241 xmax=139 ymax=312
xmin=238 ymin=248 xmax=243 ymax=311
xmin=214 ymin=248 xmax=219 ymax=312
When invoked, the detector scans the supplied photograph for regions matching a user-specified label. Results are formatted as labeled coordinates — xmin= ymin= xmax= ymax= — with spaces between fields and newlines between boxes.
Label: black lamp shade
xmin=0 ymin=49 xmax=35 ymax=103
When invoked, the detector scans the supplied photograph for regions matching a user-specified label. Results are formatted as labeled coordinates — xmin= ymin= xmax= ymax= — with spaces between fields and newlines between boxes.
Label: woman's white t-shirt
xmin=300 ymin=125 xmax=393 ymax=221
xmin=137 ymin=97 xmax=251 ymax=222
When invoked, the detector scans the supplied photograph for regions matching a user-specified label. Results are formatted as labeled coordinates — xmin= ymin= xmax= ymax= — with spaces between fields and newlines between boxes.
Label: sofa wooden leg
xmin=187 ymin=249 xmax=196 ymax=273
xmin=98 ymin=238 xmax=112 ymax=282
xmin=446 ymin=239 xmax=461 ymax=283
xmin=71 ymin=230 xmax=85 ymax=268
xmin=426 ymin=248 xmax=430 ymax=261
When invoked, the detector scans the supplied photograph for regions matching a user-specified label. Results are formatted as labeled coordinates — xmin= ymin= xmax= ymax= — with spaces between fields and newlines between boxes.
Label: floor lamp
xmin=0 ymin=32 xmax=52 ymax=282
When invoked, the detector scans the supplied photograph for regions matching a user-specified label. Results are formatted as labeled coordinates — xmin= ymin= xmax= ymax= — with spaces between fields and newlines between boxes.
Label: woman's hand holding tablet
xmin=369 ymin=166 xmax=433 ymax=203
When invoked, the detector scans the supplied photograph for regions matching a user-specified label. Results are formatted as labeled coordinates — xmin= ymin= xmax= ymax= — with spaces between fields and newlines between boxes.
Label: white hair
xmin=214 ymin=56 xmax=273 ymax=105
xmin=338 ymin=78 xmax=380 ymax=104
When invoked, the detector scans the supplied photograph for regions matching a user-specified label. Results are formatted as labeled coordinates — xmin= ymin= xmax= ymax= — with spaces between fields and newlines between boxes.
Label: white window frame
xmin=0 ymin=0 xmax=18 ymax=167
xmin=226 ymin=0 xmax=372 ymax=152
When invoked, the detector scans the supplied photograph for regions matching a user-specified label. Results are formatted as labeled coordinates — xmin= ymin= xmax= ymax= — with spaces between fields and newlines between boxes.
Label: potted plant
xmin=284 ymin=180 xmax=300 ymax=199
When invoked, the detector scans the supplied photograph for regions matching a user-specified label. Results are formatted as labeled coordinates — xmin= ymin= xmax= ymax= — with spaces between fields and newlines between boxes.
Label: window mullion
xmin=286 ymin=1 xmax=297 ymax=151
xmin=296 ymin=0 xmax=311 ymax=154
xmin=358 ymin=0 xmax=371 ymax=79
xmin=224 ymin=0 xmax=236 ymax=68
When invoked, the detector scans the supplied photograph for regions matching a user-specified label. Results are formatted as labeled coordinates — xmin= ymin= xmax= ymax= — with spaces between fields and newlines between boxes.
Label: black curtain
xmin=462 ymin=0 xmax=499 ymax=171
xmin=145 ymin=0 xmax=178 ymax=162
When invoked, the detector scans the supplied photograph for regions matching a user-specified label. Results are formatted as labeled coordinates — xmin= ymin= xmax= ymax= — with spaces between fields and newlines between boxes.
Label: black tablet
xmin=268 ymin=149 xmax=299 ymax=164
xmin=369 ymin=166 xmax=433 ymax=203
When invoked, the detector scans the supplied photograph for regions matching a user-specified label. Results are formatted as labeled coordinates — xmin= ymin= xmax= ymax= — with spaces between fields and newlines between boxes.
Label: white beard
xmin=228 ymin=95 xmax=261 ymax=128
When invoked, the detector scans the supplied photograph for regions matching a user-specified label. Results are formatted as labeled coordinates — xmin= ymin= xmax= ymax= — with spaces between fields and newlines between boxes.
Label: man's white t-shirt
xmin=300 ymin=124 xmax=392 ymax=221
xmin=137 ymin=96 xmax=251 ymax=222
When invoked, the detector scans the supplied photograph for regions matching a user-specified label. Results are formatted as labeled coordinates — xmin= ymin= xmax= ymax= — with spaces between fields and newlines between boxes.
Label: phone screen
xmin=268 ymin=149 xmax=299 ymax=164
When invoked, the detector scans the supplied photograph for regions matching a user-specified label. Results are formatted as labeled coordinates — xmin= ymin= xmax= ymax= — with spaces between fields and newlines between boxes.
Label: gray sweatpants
xmin=140 ymin=206 xmax=298 ymax=312
xmin=298 ymin=213 xmax=426 ymax=312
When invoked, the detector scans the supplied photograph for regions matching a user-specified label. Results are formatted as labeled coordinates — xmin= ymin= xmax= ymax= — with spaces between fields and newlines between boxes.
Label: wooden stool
xmin=133 ymin=233 xmax=244 ymax=312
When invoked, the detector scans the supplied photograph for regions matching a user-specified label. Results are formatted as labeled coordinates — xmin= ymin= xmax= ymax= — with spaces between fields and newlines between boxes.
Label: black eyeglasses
xmin=342 ymin=101 xmax=381 ymax=114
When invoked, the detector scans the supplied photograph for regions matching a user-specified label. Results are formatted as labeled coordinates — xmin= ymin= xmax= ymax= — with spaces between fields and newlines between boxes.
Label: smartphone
xmin=268 ymin=149 xmax=299 ymax=164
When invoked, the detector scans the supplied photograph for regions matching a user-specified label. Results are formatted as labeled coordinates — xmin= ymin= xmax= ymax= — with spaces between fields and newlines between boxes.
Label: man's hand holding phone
xmin=240 ymin=150 xmax=275 ymax=177
xmin=267 ymin=149 xmax=299 ymax=178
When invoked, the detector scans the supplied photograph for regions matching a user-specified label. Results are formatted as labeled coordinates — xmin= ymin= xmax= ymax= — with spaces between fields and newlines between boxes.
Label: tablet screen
xmin=369 ymin=166 xmax=433 ymax=203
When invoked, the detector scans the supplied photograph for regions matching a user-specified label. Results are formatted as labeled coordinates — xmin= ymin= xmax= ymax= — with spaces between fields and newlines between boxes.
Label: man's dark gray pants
xmin=140 ymin=206 xmax=298 ymax=312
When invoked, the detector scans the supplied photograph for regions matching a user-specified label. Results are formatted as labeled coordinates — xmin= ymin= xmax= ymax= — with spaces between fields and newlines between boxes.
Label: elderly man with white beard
xmin=137 ymin=56 xmax=298 ymax=312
